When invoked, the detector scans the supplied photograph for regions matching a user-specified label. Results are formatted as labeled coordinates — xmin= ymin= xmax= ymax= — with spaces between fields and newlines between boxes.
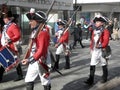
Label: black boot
xmin=101 ymin=65 xmax=108 ymax=83
xmin=84 ymin=66 xmax=95 ymax=85
xmin=0 ymin=66 xmax=5 ymax=82
xmin=54 ymin=55 xmax=60 ymax=69
xmin=26 ymin=82 xmax=34 ymax=90
xmin=14 ymin=64 xmax=23 ymax=81
xmin=64 ymin=56 xmax=70 ymax=69
xmin=79 ymin=40 xmax=85 ymax=48
xmin=44 ymin=85 xmax=51 ymax=90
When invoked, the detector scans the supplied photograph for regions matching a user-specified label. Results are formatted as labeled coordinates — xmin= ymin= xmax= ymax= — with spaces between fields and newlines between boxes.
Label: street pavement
xmin=1 ymin=39 xmax=120 ymax=90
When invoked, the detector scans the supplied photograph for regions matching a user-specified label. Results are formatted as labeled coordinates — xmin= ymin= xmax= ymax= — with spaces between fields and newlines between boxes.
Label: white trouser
xmin=56 ymin=44 xmax=64 ymax=55
xmin=25 ymin=61 xmax=51 ymax=86
xmin=90 ymin=49 xmax=107 ymax=66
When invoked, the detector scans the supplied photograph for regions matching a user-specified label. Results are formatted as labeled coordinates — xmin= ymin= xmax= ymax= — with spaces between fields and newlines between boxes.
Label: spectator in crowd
xmin=106 ymin=20 xmax=114 ymax=40
xmin=113 ymin=18 xmax=119 ymax=40
xmin=71 ymin=23 xmax=85 ymax=49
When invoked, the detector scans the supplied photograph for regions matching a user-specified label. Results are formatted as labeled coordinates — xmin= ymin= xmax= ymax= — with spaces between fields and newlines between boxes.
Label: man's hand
xmin=55 ymin=44 xmax=58 ymax=48
xmin=96 ymin=44 xmax=101 ymax=49
xmin=21 ymin=59 xmax=29 ymax=65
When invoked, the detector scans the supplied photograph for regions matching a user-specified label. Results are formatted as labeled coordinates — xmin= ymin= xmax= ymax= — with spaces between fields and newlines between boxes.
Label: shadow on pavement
xmin=61 ymin=76 xmax=101 ymax=90
xmin=1 ymin=66 xmax=27 ymax=83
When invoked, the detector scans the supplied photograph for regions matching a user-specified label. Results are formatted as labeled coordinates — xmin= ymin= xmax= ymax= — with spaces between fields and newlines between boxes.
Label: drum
xmin=0 ymin=47 xmax=19 ymax=72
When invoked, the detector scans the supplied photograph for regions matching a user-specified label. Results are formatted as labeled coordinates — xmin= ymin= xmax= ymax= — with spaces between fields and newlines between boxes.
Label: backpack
xmin=102 ymin=45 xmax=112 ymax=59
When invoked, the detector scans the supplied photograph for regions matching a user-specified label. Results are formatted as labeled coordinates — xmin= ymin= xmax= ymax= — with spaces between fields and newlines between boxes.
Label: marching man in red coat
xmin=54 ymin=19 xmax=70 ymax=69
xmin=21 ymin=8 xmax=51 ymax=90
xmin=0 ymin=11 xmax=23 ymax=81
xmin=84 ymin=14 xmax=110 ymax=85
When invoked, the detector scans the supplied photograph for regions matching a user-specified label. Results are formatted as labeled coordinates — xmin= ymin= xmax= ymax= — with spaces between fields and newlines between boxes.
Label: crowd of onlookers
xmin=76 ymin=17 xmax=120 ymax=41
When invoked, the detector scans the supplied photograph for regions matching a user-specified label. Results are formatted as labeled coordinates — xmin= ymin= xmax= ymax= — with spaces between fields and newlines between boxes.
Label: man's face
xmin=29 ymin=20 xmax=37 ymax=29
xmin=3 ymin=17 xmax=10 ymax=24
xmin=95 ymin=21 xmax=104 ymax=27
xmin=58 ymin=25 xmax=63 ymax=29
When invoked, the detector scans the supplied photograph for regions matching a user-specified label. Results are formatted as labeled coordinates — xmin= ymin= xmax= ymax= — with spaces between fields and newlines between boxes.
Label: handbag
xmin=102 ymin=45 xmax=111 ymax=59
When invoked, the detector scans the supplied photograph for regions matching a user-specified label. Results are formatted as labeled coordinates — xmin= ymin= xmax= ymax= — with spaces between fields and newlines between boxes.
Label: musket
xmin=61 ymin=5 xmax=81 ymax=35
xmin=51 ymin=66 xmax=63 ymax=76
xmin=24 ymin=0 xmax=55 ymax=59
xmin=46 ymin=14 xmax=55 ymax=22
xmin=109 ymin=8 xmax=116 ymax=20
xmin=23 ymin=0 xmax=63 ymax=76
xmin=49 ymin=50 xmax=63 ymax=76
xmin=46 ymin=0 xmax=55 ymax=17
xmin=56 ymin=5 xmax=81 ymax=44
xmin=53 ymin=6 xmax=81 ymax=72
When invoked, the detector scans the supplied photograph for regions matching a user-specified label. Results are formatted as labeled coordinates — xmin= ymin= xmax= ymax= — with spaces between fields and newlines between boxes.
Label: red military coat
xmin=58 ymin=30 xmax=69 ymax=44
xmin=0 ymin=23 xmax=21 ymax=52
xmin=33 ymin=30 xmax=50 ymax=60
xmin=90 ymin=28 xmax=110 ymax=49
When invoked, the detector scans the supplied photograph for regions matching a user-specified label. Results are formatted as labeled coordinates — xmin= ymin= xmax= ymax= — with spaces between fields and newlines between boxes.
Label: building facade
xmin=73 ymin=0 xmax=120 ymax=24
xmin=0 ymin=0 xmax=73 ymax=43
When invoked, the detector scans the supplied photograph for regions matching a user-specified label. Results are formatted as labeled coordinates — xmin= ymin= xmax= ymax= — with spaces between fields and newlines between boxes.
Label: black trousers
xmin=0 ymin=63 xmax=23 ymax=81
xmin=0 ymin=66 xmax=5 ymax=81
xmin=73 ymin=39 xmax=84 ymax=48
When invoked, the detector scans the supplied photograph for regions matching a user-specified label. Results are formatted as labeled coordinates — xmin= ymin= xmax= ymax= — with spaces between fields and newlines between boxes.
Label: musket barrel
xmin=23 ymin=0 xmax=55 ymax=59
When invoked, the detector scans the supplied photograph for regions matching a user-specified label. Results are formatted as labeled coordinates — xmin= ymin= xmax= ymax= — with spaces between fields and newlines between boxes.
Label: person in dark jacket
xmin=71 ymin=23 xmax=85 ymax=49
xmin=106 ymin=20 xmax=113 ymax=40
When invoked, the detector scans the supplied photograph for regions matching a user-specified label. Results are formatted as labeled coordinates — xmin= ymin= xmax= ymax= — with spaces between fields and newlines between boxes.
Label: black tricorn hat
xmin=57 ymin=20 xmax=67 ymax=26
xmin=26 ymin=10 xmax=47 ymax=23
xmin=3 ymin=11 xmax=13 ymax=18
xmin=77 ymin=23 xmax=81 ymax=26
xmin=13 ymin=14 xmax=19 ymax=19
xmin=93 ymin=15 xmax=108 ymax=23
xmin=12 ymin=14 xmax=19 ymax=22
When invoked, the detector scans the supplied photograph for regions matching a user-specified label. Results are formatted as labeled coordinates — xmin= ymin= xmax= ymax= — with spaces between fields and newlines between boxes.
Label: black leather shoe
xmin=84 ymin=78 xmax=93 ymax=85
xmin=100 ymin=79 xmax=107 ymax=83
xmin=64 ymin=66 xmax=70 ymax=69
xmin=0 ymin=78 xmax=2 ymax=82
xmin=44 ymin=84 xmax=51 ymax=90
xmin=14 ymin=76 xmax=24 ymax=81
xmin=0 ymin=79 xmax=2 ymax=83
xmin=82 ymin=46 xmax=85 ymax=48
